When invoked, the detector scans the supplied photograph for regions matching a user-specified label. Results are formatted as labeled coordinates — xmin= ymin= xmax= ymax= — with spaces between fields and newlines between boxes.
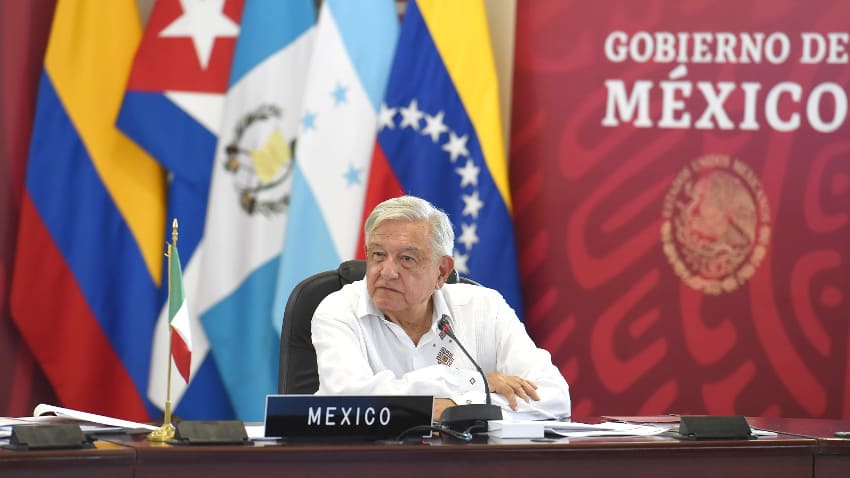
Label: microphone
xmin=436 ymin=315 xmax=502 ymax=433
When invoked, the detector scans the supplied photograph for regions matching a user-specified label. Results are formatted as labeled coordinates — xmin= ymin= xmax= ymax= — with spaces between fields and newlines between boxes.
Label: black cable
xmin=394 ymin=424 xmax=474 ymax=443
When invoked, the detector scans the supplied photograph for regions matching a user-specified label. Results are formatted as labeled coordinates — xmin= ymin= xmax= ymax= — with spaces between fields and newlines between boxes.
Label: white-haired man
xmin=312 ymin=195 xmax=571 ymax=420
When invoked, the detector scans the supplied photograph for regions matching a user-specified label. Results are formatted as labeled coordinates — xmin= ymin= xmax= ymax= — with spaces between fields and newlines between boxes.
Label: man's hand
xmin=433 ymin=398 xmax=456 ymax=420
xmin=486 ymin=372 xmax=539 ymax=410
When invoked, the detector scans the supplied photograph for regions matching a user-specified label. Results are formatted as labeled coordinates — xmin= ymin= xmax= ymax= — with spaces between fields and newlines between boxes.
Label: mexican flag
xmin=169 ymin=244 xmax=192 ymax=383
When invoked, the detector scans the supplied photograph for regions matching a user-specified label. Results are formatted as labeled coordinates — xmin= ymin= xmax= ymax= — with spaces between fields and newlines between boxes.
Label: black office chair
xmin=278 ymin=259 xmax=476 ymax=394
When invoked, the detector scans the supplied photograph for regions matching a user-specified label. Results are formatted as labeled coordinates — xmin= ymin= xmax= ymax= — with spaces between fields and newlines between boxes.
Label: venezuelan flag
xmin=10 ymin=0 xmax=165 ymax=421
xmin=362 ymin=0 xmax=523 ymax=315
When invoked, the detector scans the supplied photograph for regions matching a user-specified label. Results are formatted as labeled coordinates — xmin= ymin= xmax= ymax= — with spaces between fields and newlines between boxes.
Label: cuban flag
xmin=272 ymin=0 xmax=399 ymax=326
xmin=11 ymin=0 xmax=165 ymax=421
xmin=197 ymin=0 xmax=315 ymax=421
xmin=361 ymin=0 xmax=524 ymax=315
xmin=117 ymin=0 xmax=245 ymax=419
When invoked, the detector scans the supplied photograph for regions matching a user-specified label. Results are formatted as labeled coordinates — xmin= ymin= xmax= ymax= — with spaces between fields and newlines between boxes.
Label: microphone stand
xmin=437 ymin=316 xmax=502 ymax=433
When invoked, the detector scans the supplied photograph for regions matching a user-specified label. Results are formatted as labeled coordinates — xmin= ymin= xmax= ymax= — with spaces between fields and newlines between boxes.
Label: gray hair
xmin=364 ymin=195 xmax=454 ymax=258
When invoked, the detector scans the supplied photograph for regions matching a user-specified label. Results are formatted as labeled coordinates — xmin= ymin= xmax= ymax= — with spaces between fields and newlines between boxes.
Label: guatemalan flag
xmin=10 ymin=0 xmax=166 ymax=421
xmin=117 ymin=0 xmax=245 ymax=419
xmin=361 ymin=0 xmax=524 ymax=315
xmin=197 ymin=0 xmax=315 ymax=421
xmin=272 ymin=0 xmax=399 ymax=327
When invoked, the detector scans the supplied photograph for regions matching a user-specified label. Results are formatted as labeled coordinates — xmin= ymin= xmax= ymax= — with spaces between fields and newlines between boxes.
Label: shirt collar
xmin=430 ymin=286 xmax=454 ymax=328
xmin=355 ymin=279 xmax=380 ymax=320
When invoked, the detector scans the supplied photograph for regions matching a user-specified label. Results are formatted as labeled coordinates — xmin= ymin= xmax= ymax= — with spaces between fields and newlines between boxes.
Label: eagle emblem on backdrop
xmin=661 ymin=154 xmax=771 ymax=295
xmin=223 ymin=103 xmax=296 ymax=216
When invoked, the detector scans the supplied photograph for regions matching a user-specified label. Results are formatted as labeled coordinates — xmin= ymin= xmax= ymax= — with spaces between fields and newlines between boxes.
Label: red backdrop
xmin=0 ymin=0 xmax=57 ymax=416
xmin=512 ymin=0 xmax=850 ymax=418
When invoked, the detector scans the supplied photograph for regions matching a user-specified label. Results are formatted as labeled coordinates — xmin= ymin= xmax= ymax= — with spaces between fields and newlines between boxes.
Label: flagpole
xmin=148 ymin=218 xmax=179 ymax=442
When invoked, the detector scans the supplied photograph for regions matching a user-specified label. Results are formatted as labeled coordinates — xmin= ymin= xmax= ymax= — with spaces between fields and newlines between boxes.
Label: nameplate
xmin=677 ymin=415 xmax=752 ymax=440
xmin=264 ymin=395 xmax=433 ymax=441
xmin=7 ymin=424 xmax=92 ymax=451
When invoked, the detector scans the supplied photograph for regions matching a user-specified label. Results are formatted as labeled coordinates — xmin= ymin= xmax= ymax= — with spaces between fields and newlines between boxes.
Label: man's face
xmin=365 ymin=219 xmax=452 ymax=321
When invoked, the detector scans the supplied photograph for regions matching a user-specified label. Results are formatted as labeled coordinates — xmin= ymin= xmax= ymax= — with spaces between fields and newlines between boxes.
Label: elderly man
xmin=312 ymin=195 xmax=571 ymax=420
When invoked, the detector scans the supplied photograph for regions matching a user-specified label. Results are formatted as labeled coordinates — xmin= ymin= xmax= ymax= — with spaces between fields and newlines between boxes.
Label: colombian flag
xmin=10 ymin=0 xmax=165 ymax=421
xmin=362 ymin=0 xmax=523 ymax=315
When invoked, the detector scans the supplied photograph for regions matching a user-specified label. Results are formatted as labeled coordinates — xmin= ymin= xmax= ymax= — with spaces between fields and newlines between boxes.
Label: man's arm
xmin=490 ymin=294 xmax=572 ymax=419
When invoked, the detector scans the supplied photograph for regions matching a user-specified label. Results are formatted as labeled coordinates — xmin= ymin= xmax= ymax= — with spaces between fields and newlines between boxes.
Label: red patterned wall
xmin=511 ymin=0 xmax=850 ymax=418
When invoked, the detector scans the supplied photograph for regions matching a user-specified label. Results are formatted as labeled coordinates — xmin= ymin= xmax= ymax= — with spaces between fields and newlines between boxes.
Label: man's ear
xmin=436 ymin=255 xmax=454 ymax=288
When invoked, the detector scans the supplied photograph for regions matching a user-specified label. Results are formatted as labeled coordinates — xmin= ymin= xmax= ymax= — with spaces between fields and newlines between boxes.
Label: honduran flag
xmin=117 ymin=0 xmax=245 ymax=419
xmin=197 ymin=0 xmax=315 ymax=421
xmin=361 ymin=0 xmax=524 ymax=315
xmin=272 ymin=0 xmax=399 ymax=328
xmin=10 ymin=0 xmax=166 ymax=421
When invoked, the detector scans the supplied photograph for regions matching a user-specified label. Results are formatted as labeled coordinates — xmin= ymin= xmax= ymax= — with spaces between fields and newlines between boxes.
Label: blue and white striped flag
xmin=272 ymin=0 xmax=399 ymax=325
xmin=197 ymin=0 xmax=315 ymax=421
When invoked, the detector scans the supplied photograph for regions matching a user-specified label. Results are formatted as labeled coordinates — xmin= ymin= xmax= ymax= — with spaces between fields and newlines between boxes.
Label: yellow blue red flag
xmin=361 ymin=0 xmax=523 ymax=315
xmin=11 ymin=0 xmax=166 ymax=421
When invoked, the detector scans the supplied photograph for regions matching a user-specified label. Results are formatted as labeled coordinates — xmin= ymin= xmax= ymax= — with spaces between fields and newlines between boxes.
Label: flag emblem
xmin=222 ymin=103 xmax=296 ymax=216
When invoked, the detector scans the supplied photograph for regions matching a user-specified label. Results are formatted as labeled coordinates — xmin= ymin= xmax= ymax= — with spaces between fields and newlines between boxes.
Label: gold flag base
xmin=147 ymin=422 xmax=175 ymax=442
xmin=147 ymin=392 xmax=175 ymax=443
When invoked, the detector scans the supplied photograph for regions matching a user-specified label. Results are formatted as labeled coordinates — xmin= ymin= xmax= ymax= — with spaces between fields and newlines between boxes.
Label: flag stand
xmin=148 ymin=219 xmax=180 ymax=443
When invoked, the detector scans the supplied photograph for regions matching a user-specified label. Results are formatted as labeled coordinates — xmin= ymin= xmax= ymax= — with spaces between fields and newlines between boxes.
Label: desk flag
xmin=168 ymin=241 xmax=192 ymax=384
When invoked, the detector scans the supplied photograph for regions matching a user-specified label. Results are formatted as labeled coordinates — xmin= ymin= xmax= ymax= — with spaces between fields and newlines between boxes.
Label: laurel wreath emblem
xmin=661 ymin=155 xmax=771 ymax=294
xmin=223 ymin=103 xmax=295 ymax=216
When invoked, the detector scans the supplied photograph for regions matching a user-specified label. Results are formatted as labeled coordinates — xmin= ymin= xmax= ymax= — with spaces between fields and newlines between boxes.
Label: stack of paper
xmin=0 ymin=403 xmax=157 ymax=440
xmin=487 ymin=419 xmax=670 ymax=438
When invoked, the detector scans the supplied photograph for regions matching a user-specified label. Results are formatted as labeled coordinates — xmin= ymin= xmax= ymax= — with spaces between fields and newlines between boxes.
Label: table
xmin=749 ymin=417 xmax=850 ymax=478
xmin=0 ymin=439 xmax=134 ymax=478
xmin=107 ymin=422 xmax=816 ymax=478
xmin=0 ymin=418 xmax=830 ymax=478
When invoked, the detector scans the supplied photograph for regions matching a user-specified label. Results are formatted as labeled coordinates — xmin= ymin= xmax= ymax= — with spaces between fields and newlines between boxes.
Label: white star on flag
xmin=455 ymin=159 xmax=480 ymax=187
xmin=442 ymin=131 xmax=469 ymax=162
xmin=461 ymin=191 xmax=485 ymax=219
xmin=159 ymin=0 xmax=240 ymax=70
xmin=458 ymin=222 xmax=480 ymax=251
xmin=399 ymin=99 xmax=424 ymax=130
xmin=378 ymin=103 xmax=397 ymax=130
xmin=422 ymin=111 xmax=448 ymax=142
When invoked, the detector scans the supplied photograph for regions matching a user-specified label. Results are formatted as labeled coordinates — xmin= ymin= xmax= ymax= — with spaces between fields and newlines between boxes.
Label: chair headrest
xmin=338 ymin=260 xmax=366 ymax=284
